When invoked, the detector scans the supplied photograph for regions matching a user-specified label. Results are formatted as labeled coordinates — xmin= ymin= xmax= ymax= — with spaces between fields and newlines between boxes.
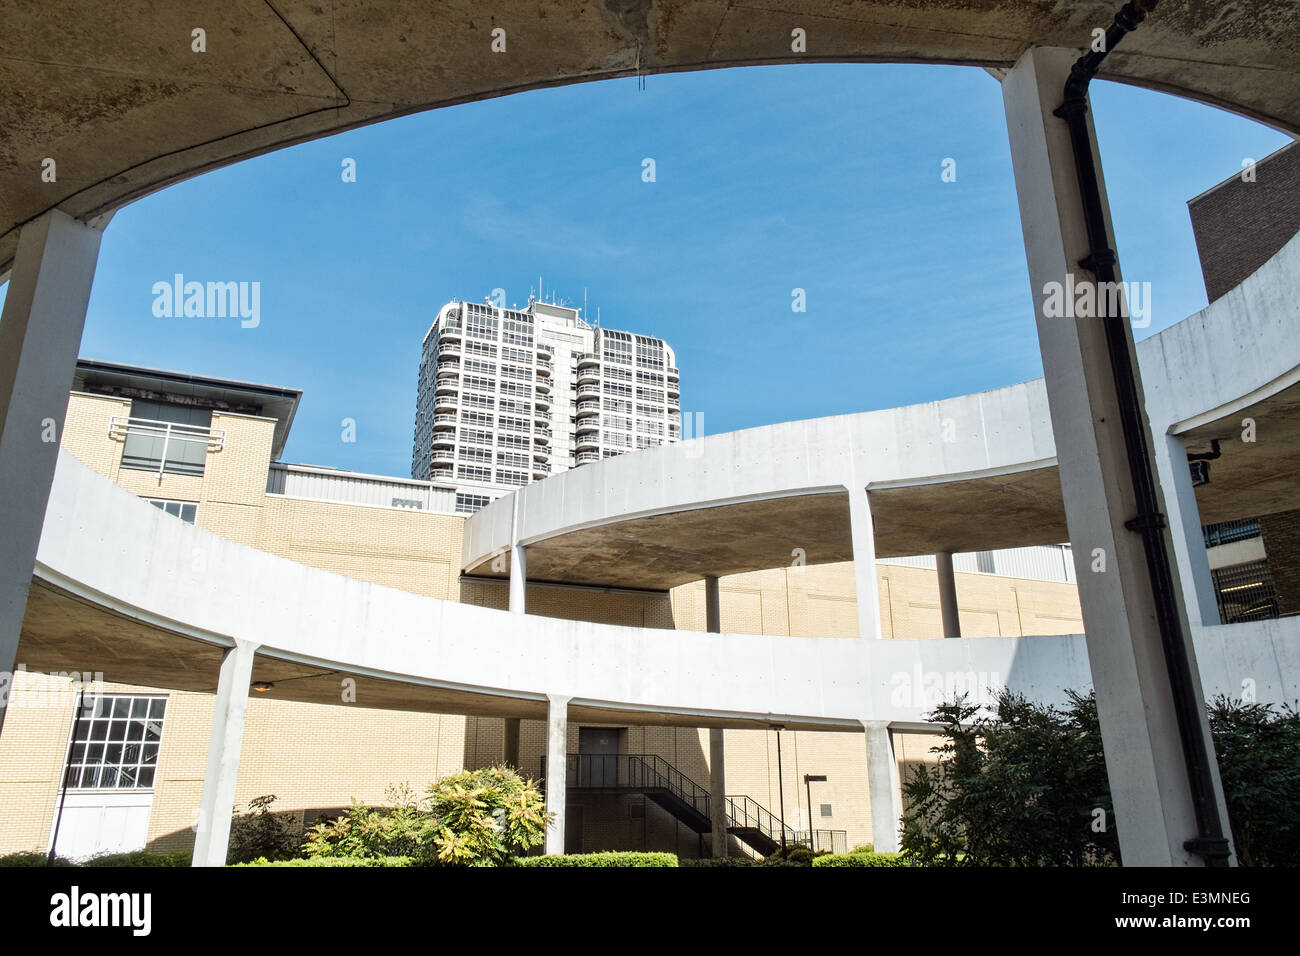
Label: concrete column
xmin=936 ymin=551 xmax=961 ymax=637
xmin=846 ymin=484 xmax=882 ymax=639
xmin=544 ymin=694 xmax=570 ymax=856
xmin=502 ymin=717 xmax=521 ymax=768
xmin=509 ymin=544 xmax=526 ymax=614
xmin=1155 ymin=434 xmax=1220 ymax=628
xmin=1001 ymin=47 xmax=1233 ymax=866
xmin=192 ymin=640 xmax=258 ymax=867
xmin=862 ymin=720 xmax=902 ymax=853
xmin=0 ymin=210 xmax=106 ymax=739
xmin=703 ymin=575 xmax=728 ymax=857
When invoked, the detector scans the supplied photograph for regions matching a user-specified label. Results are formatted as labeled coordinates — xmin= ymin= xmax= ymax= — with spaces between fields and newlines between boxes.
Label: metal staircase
xmin=541 ymin=753 xmax=848 ymax=856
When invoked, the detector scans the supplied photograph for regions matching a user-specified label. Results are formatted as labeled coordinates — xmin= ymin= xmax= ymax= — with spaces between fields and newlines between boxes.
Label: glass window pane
xmin=130 ymin=698 xmax=148 ymax=719
xmin=89 ymin=721 xmax=108 ymax=741
xmin=145 ymin=720 xmax=162 ymax=742
xmin=104 ymin=743 xmax=122 ymax=765
xmin=107 ymin=721 xmax=126 ymax=741
xmin=69 ymin=742 xmax=86 ymax=763
xmin=165 ymin=502 xmax=181 ymax=517
xmin=117 ymin=766 xmax=138 ymax=788
xmin=181 ymin=504 xmax=197 ymax=523
xmin=79 ymin=765 xmax=100 ymax=788
xmin=149 ymin=699 xmax=167 ymax=719
xmin=85 ymin=743 xmax=104 ymax=763
xmin=126 ymin=720 xmax=145 ymax=742
xmin=99 ymin=767 xmax=118 ymax=788
xmin=142 ymin=744 xmax=159 ymax=764
xmin=121 ymin=743 xmax=142 ymax=765
xmin=111 ymin=698 xmax=129 ymax=718
xmin=137 ymin=768 xmax=155 ymax=788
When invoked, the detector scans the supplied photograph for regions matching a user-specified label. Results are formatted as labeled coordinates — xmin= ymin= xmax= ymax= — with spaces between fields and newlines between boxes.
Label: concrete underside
xmin=464 ymin=379 xmax=1299 ymax=590
xmin=4 ymin=1 xmax=1300 ymax=275
xmin=19 ymin=580 xmax=855 ymax=732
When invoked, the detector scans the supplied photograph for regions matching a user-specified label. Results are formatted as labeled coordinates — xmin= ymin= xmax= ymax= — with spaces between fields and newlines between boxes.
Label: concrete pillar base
xmin=544 ymin=694 xmax=570 ymax=856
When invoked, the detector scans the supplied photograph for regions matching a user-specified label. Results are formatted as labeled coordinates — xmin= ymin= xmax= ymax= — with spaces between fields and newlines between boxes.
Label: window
xmin=120 ymin=400 xmax=213 ymax=476
xmin=455 ymin=493 xmax=492 ymax=514
xmin=820 ymin=803 xmax=833 ymax=818
xmin=145 ymin=498 xmax=197 ymax=523
xmin=63 ymin=695 xmax=167 ymax=790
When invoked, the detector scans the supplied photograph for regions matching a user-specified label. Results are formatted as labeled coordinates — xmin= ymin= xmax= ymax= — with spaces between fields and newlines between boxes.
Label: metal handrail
xmin=108 ymin=416 xmax=225 ymax=478
xmin=539 ymin=753 xmax=848 ymax=854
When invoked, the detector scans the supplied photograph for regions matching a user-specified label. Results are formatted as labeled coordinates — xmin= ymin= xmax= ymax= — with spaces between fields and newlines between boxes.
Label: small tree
xmin=900 ymin=690 xmax=1118 ymax=866
xmin=1207 ymin=695 xmax=1300 ymax=866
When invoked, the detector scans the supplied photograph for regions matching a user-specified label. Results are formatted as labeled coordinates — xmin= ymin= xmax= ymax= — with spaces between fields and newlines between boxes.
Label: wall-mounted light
xmin=251 ymin=681 xmax=274 ymax=693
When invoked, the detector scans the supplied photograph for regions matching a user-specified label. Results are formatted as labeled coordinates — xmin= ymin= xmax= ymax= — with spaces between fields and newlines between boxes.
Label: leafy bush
xmin=759 ymin=846 xmax=828 ymax=867
xmin=81 ymin=849 xmax=191 ymax=867
xmin=1207 ymin=696 xmax=1300 ymax=866
xmin=233 ymin=855 xmax=417 ymax=867
xmin=0 ymin=851 xmax=75 ymax=867
xmin=812 ymin=851 xmax=907 ymax=867
xmin=227 ymin=794 xmax=302 ymax=864
xmin=900 ymin=690 xmax=1300 ymax=867
xmin=901 ymin=690 xmax=1118 ymax=867
xmin=0 ymin=849 xmax=188 ymax=867
xmin=303 ymin=766 xmax=548 ymax=866
xmin=680 ymin=856 xmax=761 ymax=867
xmin=512 ymin=851 xmax=678 ymax=867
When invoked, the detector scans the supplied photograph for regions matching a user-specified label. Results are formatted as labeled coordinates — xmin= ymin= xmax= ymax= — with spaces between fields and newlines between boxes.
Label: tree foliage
xmin=901 ymin=690 xmax=1119 ymax=866
xmin=900 ymin=689 xmax=1300 ymax=867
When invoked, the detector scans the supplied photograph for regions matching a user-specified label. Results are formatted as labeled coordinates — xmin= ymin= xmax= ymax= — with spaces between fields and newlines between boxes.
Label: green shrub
xmin=80 ymin=849 xmax=191 ymax=867
xmin=233 ymin=855 xmax=417 ymax=867
xmin=512 ymin=851 xmax=678 ymax=867
xmin=759 ymin=846 xmax=828 ymax=867
xmin=1207 ymin=696 xmax=1300 ymax=866
xmin=901 ymin=690 xmax=1118 ymax=867
xmin=812 ymin=851 xmax=907 ymax=867
xmin=680 ymin=856 xmax=761 ymax=867
xmin=303 ymin=767 xmax=549 ymax=866
xmin=0 ymin=851 xmax=75 ymax=867
xmin=227 ymin=794 xmax=302 ymax=864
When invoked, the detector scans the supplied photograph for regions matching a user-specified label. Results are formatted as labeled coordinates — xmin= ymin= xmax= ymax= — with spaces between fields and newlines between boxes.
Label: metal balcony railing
xmin=109 ymin=416 xmax=225 ymax=478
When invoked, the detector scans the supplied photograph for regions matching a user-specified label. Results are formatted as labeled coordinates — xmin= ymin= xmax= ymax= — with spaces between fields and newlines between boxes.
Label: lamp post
xmin=804 ymin=774 xmax=827 ymax=852
xmin=772 ymin=724 xmax=787 ymax=850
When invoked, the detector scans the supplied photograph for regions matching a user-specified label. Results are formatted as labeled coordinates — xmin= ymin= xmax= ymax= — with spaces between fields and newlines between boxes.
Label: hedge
xmin=233 ymin=856 xmax=417 ymax=867
xmin=0 ymin=849 xmax=190 ymax=867
xmin=811 ymin=851 xmax=908 ymax=867
xmin=512 ymin=851 xmax=678 ymax=867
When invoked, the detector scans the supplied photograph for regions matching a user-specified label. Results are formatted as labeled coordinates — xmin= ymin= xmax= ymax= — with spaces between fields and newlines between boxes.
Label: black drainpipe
xmin=1052 ymin=0 xmax=1230 ymax=866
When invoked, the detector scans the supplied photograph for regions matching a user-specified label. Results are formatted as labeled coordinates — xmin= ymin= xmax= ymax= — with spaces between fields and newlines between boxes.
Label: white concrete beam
xmin=704 ymin=575 xmax=728 ymax=857
xmin=544 ymin=693 xmax=569 ymax=855
xmin=0 ymin=209 xmax=106 ymax=739
xmin=1000 ymin=46 xmax=1233 ymax=866
xmin=192 ymin=640 xmax=258 ymax=867
xmin=936 ymin=551 xmax=961 ymax=637
xmin=863 ymin=720 xmax=902 ymax=853
xmin=1155 ymin=434 xmax=1220 ymax=627
xmin=847 ymin=485 xmax=882 ymax=639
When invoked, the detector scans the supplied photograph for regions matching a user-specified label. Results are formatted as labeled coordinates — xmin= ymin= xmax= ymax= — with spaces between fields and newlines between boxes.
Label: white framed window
xmin=145 ymin=498 xmax=198 ymax=523
xmin=62 ymin=695 xmax=168 ymax=791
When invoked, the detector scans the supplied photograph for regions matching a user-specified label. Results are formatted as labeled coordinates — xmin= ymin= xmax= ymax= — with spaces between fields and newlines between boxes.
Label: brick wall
xmin=1260 ymin=508 xmax=1300 ymax=617
xmin=1188 ymin=141 xmax=1300 ymax=302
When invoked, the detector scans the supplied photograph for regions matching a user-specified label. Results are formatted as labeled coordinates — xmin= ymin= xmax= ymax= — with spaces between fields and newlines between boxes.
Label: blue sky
xmin=3 ymin=64 xmax=1290 ymax=477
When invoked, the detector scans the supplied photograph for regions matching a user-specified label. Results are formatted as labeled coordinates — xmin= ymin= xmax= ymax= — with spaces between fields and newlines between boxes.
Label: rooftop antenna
xmin=538 ymin=276 xmax=543 ymax=303
xmin=583 ymin=287 xmax=588 ymax=320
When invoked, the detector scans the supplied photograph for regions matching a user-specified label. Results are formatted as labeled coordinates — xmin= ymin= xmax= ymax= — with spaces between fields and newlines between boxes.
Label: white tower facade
xmin=413 ymin=296 xmax=680 ymax=511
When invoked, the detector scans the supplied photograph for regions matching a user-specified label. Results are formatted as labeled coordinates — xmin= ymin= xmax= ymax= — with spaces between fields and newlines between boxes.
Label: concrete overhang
xmin=4 ymin=1 xmax=1300 ymax=276
xmin=463 ymin=230 xmax=1300 ymax=589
